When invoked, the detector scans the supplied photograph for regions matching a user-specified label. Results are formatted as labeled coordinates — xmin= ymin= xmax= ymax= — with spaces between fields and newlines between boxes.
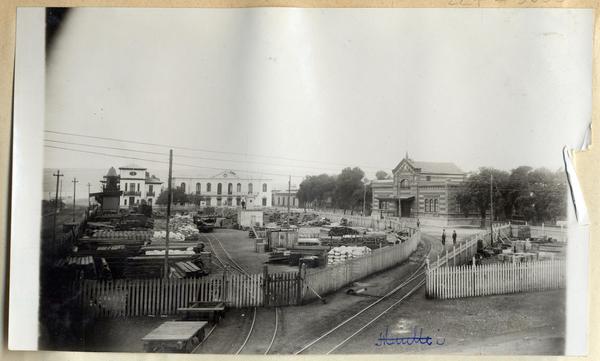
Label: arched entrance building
xmin=371 ymin=155 xmax=466 ymax=223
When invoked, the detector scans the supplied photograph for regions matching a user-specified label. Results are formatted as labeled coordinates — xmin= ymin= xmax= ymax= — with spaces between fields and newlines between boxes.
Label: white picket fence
xmin=303 ymin=229 xmax=420 ymax=300
xmin=426 ymin=259 xmax=566 ymax=299
xmin=428 ymin=223 xmax=511 ymax=269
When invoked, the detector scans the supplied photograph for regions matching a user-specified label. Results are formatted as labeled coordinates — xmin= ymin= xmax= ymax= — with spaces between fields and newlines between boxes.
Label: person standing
xmin=452 ymin=230 xmax=457 ymax=245
xmin=441 ymin=229 xmax=446 ymax=247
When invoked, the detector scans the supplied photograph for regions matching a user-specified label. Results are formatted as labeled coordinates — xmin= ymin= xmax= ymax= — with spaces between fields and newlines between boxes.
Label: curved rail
xmin=264 ymin=307 xmax=278 ymax=355
xmin=235 ymin=306 xmax=257 ymax=354
xmin=295 ymin=237 xmax=434 ymax=354
xmin=204 ymin=233 xmax=280 ymax=355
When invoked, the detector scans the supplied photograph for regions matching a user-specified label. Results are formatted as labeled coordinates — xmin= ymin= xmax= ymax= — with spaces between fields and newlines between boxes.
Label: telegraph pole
xmin=362 ymin=182 xmax=366 ymax=216
xmin=490 ymin=173 xmax=494 ymax=245
xmin=164 ymin=149 xmax=173 ymax=279
xmin=87 ymin=182 xmax=91 ymax=209
xmin=287 ymin=175 xmax=291 ymax=226
xmin=72 ymin=178 xmax=79 ymax=222
xmin=52 ymin=170 xmax=63 ymax=243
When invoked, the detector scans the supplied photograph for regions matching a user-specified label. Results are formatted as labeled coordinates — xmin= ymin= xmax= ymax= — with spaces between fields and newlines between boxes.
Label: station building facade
xmin=118 ymin=164 xmax=163 ymax=207
xmin=271 ymin=188 xmax=300 ymax=208
xmin=371 ymin=156 xmax=466 ymax=224
xmin=173 ymin=170 xmax=272 ymax=209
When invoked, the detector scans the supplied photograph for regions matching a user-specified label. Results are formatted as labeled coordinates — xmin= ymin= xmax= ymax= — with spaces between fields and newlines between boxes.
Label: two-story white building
xmin=118 ymin=164 xmax=163 ymax=207
xmin=173 ymin=170 xmax=272 ymax=209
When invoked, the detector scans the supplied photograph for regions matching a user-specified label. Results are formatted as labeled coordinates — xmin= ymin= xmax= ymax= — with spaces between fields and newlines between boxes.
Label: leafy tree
xmin=298 ymin=173 xmax=336 ymax=209
xmin=375 ymin=170 xmax=391 ymax=180
xmin=156 ymin=186 xmax=188 ymax=205
xmin=455 ymin=167 xmax=509 ymax=227
xmin=456 ymin=166 xmax=567 ymax=225
xmin=333 ymin=167 xmax=365 ymax=213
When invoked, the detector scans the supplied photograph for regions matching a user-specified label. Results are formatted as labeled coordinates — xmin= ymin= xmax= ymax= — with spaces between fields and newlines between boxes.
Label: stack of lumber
xmin=171 ymin=261 xmax=206 ymax=278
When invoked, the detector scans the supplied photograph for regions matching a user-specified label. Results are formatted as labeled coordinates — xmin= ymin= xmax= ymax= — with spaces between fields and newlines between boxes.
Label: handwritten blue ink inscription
xmin=375 ymin=327 xmax=445 ymax=347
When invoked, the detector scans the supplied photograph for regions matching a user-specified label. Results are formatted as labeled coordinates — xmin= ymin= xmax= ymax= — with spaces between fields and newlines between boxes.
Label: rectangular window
xmin=124 ymin=199 xmax=127 ymax=205
xmin=206 ymin=198 xmax=211 ymax=206
xmin=262 ymin=198 xmax=267 ymax=206
xmin=137 ymin=183 xmax=140 ymax=192
xmin=217 ymin=198 xmax=222 ymax=206
xmin=149 ymin=185 xmax=153 ymax=193
xmin=125 ymin=183 xmax=128 ymax=191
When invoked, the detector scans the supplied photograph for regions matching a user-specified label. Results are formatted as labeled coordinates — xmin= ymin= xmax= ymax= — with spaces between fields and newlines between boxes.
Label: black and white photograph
xmin=7 ymin=5 xmax=593 ymax=356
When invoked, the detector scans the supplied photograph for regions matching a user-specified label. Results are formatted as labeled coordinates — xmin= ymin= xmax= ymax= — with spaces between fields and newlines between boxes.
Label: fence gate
xmin=264 ymin=272 xmax=301 ymax=307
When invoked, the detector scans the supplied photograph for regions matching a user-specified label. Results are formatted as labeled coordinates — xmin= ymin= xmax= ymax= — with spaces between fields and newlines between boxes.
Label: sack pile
xmin=327 ymin=245 xmax=371 ymax=265
xmin=145 ymin=247 xmax=195 ymax=256
xmin=152 ymin=230 xmax=185 ymax=243
xmin=171 ymin=215 xmax=200 ymax=239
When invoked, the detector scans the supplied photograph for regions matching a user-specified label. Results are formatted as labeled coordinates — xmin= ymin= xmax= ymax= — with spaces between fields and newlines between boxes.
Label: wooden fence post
xmin=454 ymin=246 xmax=458 ymax=266
xmin=262 ymin=265 xmax=269 ymax=307
xmin=297 ymin=263 xmax=305 ymax=305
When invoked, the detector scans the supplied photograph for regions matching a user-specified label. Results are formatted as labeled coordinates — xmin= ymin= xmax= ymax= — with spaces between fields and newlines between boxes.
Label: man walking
xmin=452 ymin=230 xmax=457 ymax=245
xmin=441 ymin=229 xmax=446 ymax=247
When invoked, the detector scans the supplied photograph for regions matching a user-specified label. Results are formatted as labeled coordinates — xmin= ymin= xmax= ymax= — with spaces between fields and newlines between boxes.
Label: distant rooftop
xmin=119 ymin=163 xmax=146 ymax=170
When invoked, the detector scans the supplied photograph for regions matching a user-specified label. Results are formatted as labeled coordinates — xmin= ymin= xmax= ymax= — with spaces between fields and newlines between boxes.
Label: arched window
xmin=228 ymin=183 xmax=233 ymax=195
xmin=248 ymin=183 xmax=253 ymax=194
xmin=217 ymin=183 xmax=222 ymax=195
xmin=399 ymin=179 xmax=408 ymax=189
xmin=181 ymin=182 xmax=186 ymax=193
xmin=236 ymin=183 xmax=242 ymax=193
xmin=206 ymin=183 xmax=211 ymax=192
xmin=262 ymin=183 xmax=267 ymax=192
xmin=196 ymin=182 xmax=201 ymax=194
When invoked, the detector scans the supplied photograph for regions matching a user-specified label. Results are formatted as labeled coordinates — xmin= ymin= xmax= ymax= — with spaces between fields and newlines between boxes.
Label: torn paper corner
xmin=579 ymin=122 xmax=591 ymax=151
xmin=562 ymin=146 xmax=589 ymax=226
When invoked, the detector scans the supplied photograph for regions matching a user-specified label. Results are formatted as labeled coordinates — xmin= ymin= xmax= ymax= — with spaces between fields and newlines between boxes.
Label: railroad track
xmin=200 ymin=233 xmax=279 ymax=355
xmin=294 ymin=235 xmax=434 ymax=355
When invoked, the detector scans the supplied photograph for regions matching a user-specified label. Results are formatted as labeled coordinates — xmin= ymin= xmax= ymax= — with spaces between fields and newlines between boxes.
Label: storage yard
xmin=41 ymin=194 xmax=568 ymax=354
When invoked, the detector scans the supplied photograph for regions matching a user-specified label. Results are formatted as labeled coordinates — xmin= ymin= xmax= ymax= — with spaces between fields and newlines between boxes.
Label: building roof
xmin=173 ymin=169 xmax=272 ymax=181
xmin=411 ymin=160 xmax=463 ymax=174
xmin=145 ymin=174 xmax=163 ymax=184
xmin=393 ymin=158 xmax=464 ymax=175
xmin=119 ymin=163 xmax=147 ymax=170
xmin=105 ymin=166 xmax=118 ymax=177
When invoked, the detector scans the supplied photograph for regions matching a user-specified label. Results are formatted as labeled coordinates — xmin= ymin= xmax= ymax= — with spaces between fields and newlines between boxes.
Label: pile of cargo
xmin=145 ymin=248 xmax=196 ymax=256
xmin=328 ymin=226 xmax=361 ymax=237
xmin=327 ymin=246 xmax=372 ymax=265
xmin=170 ymin=214 xmax=200 ymax=240
xmin=152 ymin=230 xmax=185 ymax=243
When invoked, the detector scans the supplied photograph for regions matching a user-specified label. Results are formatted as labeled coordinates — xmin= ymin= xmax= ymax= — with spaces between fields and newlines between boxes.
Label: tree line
xmin=456 ymin=166 xmax=567 ymax=225
xmin=297 ymin=167 xmax=372 ymax=214
xmin=153 ymin=164 xmax=567 ymax=225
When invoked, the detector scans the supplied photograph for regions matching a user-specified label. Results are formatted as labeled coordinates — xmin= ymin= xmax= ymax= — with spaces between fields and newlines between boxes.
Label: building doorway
xmin=400 ymin=198 xmax=413 ymax=218
xmin=128 ymin=196 xmax=135 ymax=208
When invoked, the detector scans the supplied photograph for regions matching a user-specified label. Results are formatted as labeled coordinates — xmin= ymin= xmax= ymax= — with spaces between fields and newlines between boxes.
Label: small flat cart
xmin=142 ymin=321 xmax=207 ymax=353
xmin=177 ymin=301 xmax=226 ymax=324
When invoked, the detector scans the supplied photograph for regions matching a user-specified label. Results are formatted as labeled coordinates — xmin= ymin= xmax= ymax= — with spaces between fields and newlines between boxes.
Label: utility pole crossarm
xmin=52 ymin=170 xmax=64 ymax=243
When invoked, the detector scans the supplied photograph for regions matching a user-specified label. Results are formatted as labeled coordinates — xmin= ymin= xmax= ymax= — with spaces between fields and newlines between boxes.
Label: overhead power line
xmin=43 ymin=139 xmax=343 ymax=173
xmin=45 ymin=129 xmax=386 ymax=170
xmin=44 ymin=145 xmax=306 ymax=179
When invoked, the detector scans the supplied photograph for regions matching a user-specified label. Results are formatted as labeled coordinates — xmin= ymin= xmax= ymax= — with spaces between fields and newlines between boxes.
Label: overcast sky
xmin=44 ymin=8 xmax=593 ymax=189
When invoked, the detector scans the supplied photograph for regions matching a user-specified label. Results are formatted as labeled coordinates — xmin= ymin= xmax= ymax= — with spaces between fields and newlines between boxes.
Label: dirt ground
xmin=78 ymin=228 xmax=566 ymax=355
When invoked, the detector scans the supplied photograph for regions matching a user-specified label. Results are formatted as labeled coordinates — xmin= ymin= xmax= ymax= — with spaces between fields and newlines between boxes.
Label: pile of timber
xmin=319 ymin=233 xmax=387 ymax=249
xmin=123 ymin=252 xmax=212 ymax=279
